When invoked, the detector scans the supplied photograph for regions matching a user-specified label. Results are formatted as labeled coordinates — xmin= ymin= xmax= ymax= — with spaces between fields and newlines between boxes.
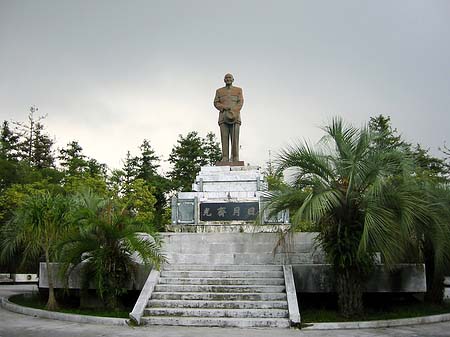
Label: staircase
xmin=140 ymin=264 xmax=290 ymax=328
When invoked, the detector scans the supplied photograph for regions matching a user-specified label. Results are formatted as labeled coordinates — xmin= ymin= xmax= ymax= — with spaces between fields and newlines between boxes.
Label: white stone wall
xmin=192 ymin=165 xmax=267 ymax=193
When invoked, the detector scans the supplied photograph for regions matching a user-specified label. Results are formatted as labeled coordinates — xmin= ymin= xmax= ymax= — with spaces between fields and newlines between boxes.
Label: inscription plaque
xmin=200 ymin=202 xmax=259 ymax=221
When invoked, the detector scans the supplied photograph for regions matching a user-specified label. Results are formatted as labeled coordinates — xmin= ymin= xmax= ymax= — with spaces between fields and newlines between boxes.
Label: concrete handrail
xmin=129 ymin=269 xmax=160 ymax=325
xmin=283 ymin=265 xmax=301 ymax=326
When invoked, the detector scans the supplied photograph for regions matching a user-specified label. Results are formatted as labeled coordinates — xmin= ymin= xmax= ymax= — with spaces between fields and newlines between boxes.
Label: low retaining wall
xmin=39 ymin=232 xmax=426 ymax=293
xmin=39 ymin=263 xmax=151 ymax=290
xmin=293 ymin=264 xmax=426 ymax=292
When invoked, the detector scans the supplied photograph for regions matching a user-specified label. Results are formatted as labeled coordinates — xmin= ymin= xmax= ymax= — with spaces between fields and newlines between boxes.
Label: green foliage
xmin=369 ymin=114 xmax=449 ymax=182
xmin=58 ymin=141 xmax=108 ymax=195
xmin=263 ymin=154 xmax=286 ymax=191
xmin=58 ymin=141 xmax=90 ymax=176
xmin=369 ymin=115 xmax=407 ymax=151
xmin=168 ymin=131 xmax=221 ymax=191
xmin=111 ymin=141 xmax=170 ymax=230
xmin=202 ymin=131 xmax=222 ymax=165
xmin=30 ymin=122 xmax=55 ymax=169
xmin=415 ymin=182 xmax=450 ymax=302
xmin=0 ymin=181 xmax=62 ymax=224
xmin=1 ymin=192 xmax=74 ymax=309
xmin=62 ymin=175 xmax=108 ymax=197
xmin=0 ymin=116 xmax=63 ymax=193
xmin=410 ymin=144 xmax=449 ymax=183
xmin=12 ymin=109 xmax=56 ymax=168
xmin=168 ymin=131 xmax=205 ymax=192
xmin=0 ymin=121 xmax=20 ymax=161
xmin=120 ymin=178 xmax=157 ymax=225
xmin=0 ymin=120 xmax=61 ymax=192
xmin=266 ymin=117 xmax=450 ymax=317
xmin=133 ymin=140 xmax=171 ymax=230
xmin=0 ymin=159 xmax=26 ymax=192
xmin=58 ymin=190 xmax=166 ymax=310
xmin=369 ymin=115 xmax=450 ymax=302
xmin=135 ymin=139 xmax=160 ymax=179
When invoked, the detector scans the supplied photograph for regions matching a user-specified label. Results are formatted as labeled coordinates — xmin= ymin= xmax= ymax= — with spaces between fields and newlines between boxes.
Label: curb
xmin=302 ymin=312 xmax=450 ymax=330
xmin=2 ymin=294 xmax=450 ymax=330
xmin=0 ymin=296 xmax=129 ymax=326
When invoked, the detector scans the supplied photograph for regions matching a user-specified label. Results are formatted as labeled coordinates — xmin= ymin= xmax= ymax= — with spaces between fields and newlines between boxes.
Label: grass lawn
xmin=9 ymin=293 xmax=130 ymax=319
xmin=300 ymin=293 xmax=450 ymax=323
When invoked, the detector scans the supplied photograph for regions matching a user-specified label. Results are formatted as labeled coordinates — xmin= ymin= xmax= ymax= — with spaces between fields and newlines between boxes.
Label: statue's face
xmin=224 ymin=74 xmax=234 ymax=85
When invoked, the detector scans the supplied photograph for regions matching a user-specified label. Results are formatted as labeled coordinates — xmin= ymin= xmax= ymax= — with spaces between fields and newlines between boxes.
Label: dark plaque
xmin=200 ymin=202 xmax=259 ymax=221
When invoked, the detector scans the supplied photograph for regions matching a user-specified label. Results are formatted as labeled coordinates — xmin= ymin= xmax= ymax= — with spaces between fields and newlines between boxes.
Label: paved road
xmin=1 ymin=285 xmax=450 ymax=337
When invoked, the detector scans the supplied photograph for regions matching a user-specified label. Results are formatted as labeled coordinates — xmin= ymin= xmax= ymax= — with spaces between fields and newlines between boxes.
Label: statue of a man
xmin=213 ymin=73 xmax=244 ymax=162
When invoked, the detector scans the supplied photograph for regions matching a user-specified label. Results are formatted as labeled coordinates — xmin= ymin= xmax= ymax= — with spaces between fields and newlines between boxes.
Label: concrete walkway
xmin=1 ymin=285 xmax=450 ymax=337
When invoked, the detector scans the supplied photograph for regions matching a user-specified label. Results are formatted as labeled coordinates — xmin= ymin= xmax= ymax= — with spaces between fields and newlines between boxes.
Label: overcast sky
xmin=1 ymin=1 xmax=449 ymax=173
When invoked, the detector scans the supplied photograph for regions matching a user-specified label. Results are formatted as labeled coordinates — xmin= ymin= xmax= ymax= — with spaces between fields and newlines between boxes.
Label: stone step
xmin=142 ymin=262 xmax=290 ymax=328
xmin=158 ymin=277 xmax=285 ymax=285
xmin=162 ymin=244 xmax=285 ymax=255
xmin=160 ymin=270 xmax=284 ymax=279
xmin=140 ymin=316 xmax=290 ymax=328
xmin=153 ymin=284 xmax=286 ymax=293
xmin=162 ymin=264 xmax=282 ymax=271
xmin=150 ymin=292 xmax=287 ymax=301
xmin=164 ymin=253 xmax=291 ymax=265
xmin=144 ymin=307 xmax=288 ymax=318
xmin=147 ymin=299 xmax=288 ymax=309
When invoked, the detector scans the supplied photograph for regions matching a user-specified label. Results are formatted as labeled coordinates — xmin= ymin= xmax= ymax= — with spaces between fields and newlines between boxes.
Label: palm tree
xmin=265 ymin=118 xmax=449 ymax=317
xmin=58 ymin=190 xmax=166 ymax=310
xmin=416 ymin=181 xmax=450 ymax=303
xmin=1 ymin=192 xmax=73 ymax=310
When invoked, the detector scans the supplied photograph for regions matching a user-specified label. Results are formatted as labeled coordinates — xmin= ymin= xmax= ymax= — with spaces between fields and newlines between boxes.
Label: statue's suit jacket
xmin=214 ymin=86 xmax=244 ymax=125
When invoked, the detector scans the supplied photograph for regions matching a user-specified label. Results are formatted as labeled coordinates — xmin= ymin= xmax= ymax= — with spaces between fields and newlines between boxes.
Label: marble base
xmin=171 ymin=165 xmax=288 ymax=230
xmin=215 ymin=161 xmax=245 ymax=166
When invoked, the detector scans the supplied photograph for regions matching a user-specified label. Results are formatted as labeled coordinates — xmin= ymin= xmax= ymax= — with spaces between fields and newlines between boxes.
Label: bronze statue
xmin=213 ymin=73 xmax=244 ymax=162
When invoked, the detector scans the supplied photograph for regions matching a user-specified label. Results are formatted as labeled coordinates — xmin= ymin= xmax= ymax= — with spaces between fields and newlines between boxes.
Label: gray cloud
xmin=1 ymin=0 xmax=449 ymax=170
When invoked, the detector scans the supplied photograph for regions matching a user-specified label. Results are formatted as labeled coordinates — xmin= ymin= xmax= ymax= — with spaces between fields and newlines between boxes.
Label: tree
xmin=0 ymin=121 xmax=20 ymax=161
xmin=410 ymin=144 xmax=449 ymax=183
xmin=134 ymin=140 xmax=171 ymax=230
xmin=369 ymin=115 xmax=449 ymax=182
xmin=13 ymin=107 xmax=55 ymax=168
xmin=263 ymin=150 xmax=285 ymax=191
xmin=202 ymin=132 xmax=222 ymax=165
xmin=110 ymin=143 xmax=170 ymax=230
xmin=58 ymin=190 xmax=166 ymax=310
xmin=0 ymin=181 xmax=62 ymax=274
xmin=31 ymin=122 xmax=55 ymax=169
xmin=135 ymin=140 xmax=160 ymax=180
xmin=120 ymin=151 xmax=139 ymax=193
xmin=369 ymin=115 xmax=407 ymax=151
xmin=58 ymin=141 xmax=88 ymax=176
xmin=168 ymin=131 xmax=206 ymax=191
xmin=168 ymin=131 xmax=221 ymax=191
xmin=1 ymin=192 xmax=73 ymax=310
xmin=418 ymin=182 xmax=450 ymax=303
xmin=120 ymin=178 xmax=158 ymax=225
xmin=265 ymin=117 xmax=447 ymax=317
xmin=1 ymin=119 xmax=60 ymax=193
xmin=58 ymin=141 xmax=108 ymax=196
xmin=369 ymin=115 xmax=450 ymax=303
xmin=59 ymin=141 xmax=107 ymax=178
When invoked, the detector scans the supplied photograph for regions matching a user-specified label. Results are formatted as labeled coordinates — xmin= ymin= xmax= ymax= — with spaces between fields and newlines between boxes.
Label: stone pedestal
xmin=215 ymin=161 xmax=245 ymax=167
xmin=169 ymin=165 xmax=289 ymax=232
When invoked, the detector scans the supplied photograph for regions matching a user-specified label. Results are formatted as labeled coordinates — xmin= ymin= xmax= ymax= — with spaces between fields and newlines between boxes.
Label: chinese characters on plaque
xmin=199 ymin=202 xmax=259 ymax=221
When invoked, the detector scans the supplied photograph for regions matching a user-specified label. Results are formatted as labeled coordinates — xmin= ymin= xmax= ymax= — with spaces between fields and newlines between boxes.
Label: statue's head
xmin=224 ymin=73 xmax=234 ymax=86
